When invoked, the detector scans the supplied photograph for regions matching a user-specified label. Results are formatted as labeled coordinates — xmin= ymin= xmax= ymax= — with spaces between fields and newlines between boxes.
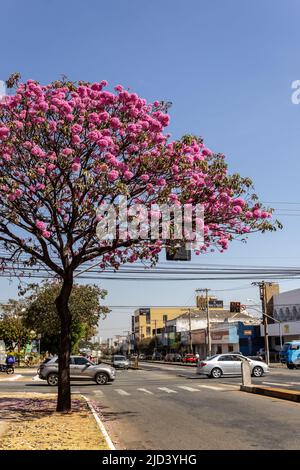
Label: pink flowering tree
xmin=0 ymin=75 xmax=279 ymax=411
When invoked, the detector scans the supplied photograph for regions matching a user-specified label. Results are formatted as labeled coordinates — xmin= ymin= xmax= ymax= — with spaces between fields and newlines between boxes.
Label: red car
xmin=182 ymin=354 xmax=198 ymax=364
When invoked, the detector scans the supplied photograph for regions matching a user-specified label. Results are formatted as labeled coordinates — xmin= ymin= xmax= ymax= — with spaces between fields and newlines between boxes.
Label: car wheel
xmin=210 ymin=367 xmax=222 ymax=379
xmin=47 ymin=373 xmax=59 ymax=386
xmin=95 ymin=372 xmax=109 ymax=385
xmin=252 ymin=366 xmax=264 ymax=377
xmin=287 ymin=364 xmax=295 ymax=370
xmin=6 ymin=367 xmax=14 ymax=374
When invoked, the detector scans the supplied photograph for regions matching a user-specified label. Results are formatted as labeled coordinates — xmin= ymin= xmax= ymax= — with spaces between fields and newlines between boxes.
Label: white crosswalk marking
xmin=115 ymin=389 xmax=130 ymax=396
xmin=197 ymin=384 xmax=224 ymax=391
xmin=32 ymin=374 xmax=43 ymax=381
xmin=158 ymin=387 xmax=177 ymax=394
xmin=262 ymin=382 xmax=292 ymax=387
xmin=93 ymin=390 xmax=104 ymax=396
xmin=177 ymin=386 xmax=200 ymax=392
xmin=0 ymin=374 xmax=23 ymax=382
xmin=289 ymin=382 xmax=300 ymax=385
xmin=137 ymin=388 xmax=153 ymax=395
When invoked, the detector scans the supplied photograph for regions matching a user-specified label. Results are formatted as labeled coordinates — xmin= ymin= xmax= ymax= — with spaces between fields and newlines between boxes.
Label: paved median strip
xmin=240 ymin=384 xmax=300 ymax=403
xmin=262 ymin=382 xmax=293 ymax=387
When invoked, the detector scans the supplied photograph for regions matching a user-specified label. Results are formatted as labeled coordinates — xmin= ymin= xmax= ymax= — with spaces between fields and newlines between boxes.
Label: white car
xmin=197 ymin=353 xmax=269 ymax=379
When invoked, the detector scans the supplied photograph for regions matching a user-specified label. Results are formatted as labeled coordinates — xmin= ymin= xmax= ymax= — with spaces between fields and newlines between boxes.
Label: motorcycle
xmin=0 ymin=364 xmax=15 ymax=374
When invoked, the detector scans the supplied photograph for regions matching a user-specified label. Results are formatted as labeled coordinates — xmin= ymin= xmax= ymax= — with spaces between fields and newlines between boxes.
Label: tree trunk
xmin=55 ymin=275 xmax=73 ymax=412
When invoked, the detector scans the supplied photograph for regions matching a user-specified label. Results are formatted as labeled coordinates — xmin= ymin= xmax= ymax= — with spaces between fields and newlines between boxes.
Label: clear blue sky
xmin=1 ymin=0 xmax=300 ymax=339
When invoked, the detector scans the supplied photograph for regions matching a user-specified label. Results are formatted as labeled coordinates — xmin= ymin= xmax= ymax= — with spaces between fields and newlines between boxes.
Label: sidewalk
xmin=0 ymin=393 xmax=109 ymax=450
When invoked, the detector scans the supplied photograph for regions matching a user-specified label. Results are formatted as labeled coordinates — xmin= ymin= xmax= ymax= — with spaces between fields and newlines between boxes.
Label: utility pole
xmin=252 ymin=281 xmax=270 ymax=365
xmin=153 ymin=319 xmax=159 ymax=352
xmin=188 ymin=309 xmax=193 ymax=353
xmin=196 ymin=288 xmax=211 ymax=357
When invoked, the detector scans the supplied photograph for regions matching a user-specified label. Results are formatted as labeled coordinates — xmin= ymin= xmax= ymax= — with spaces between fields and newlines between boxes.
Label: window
xmin=218 ymin=355 xmax=231 ymax=361
xmin=216 ymin=346 xmax=222 ymax=354
xmin=73 ymin=357 xmax=89 ymax=365
xmin=231 ymin=355 xmax=242 ymax=361
xmin=228 ymin=345 xmax=234 ymax=352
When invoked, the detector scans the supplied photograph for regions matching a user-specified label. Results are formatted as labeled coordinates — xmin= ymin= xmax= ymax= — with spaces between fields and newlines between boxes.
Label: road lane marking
xmin=115 ymin=389 xmax=130 ymax=396
xmin=262 ymin=382 xmax=293 ymax=387
xmin=177 ymin=385 xmax=200 ymax=392
xmin=197 ymin=384 xmax=225 ymax=391
xmin=0 ymin=374 xmax=23 ymax=382
xmin=32 ymin=374 xmax=43 ymax=381
xmin=158 ymin=387 xmax=177 ymax=394
xmin=288 ymin=382 xmax=300 ymax=386
xmin=92 ymin=390 xmax=104 ymax=396
xmin=137 ymin=388 xmax=153 ymax=395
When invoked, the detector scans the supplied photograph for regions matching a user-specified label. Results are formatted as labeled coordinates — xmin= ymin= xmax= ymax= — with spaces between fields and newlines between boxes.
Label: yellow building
xmin=133 ymin=307 xmax=195 ymax=341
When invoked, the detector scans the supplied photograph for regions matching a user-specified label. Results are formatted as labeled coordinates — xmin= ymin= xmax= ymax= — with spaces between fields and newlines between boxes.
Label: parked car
xmin=152 ymin=352 xmax=163 ymax=360
xmin=197 ymin=353 xmax=269 ymax=378
xmin=165 ymin=353 xmax=182 ymax=362
xmin=182 ymin=353 xmax=198 ymax=364
xmin=112 ymin=355 xmax=130 ymax=369
xmin=38 ymin=355 xmax=116 ymax=385
xmin=256 ymin=348 xmax=280 ymax=362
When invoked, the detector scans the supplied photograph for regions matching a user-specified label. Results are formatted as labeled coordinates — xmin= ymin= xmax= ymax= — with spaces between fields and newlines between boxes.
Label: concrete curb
xmin=240 ymin=385 xmax=300 ymax=403
xmin=81 ymin=395 xmax=116 ymax=450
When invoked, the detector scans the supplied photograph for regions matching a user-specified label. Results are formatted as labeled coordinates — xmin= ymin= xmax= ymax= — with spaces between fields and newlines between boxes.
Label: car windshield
xmin=114 ymin=356 xmax=126 ymax=361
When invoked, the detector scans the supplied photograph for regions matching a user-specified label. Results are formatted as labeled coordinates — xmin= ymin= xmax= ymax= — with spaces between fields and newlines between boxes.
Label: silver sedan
xmin=38 ymin=355 xmax=116 ymax=385
xmin=197 ymin=353 xmax=269 ymax=379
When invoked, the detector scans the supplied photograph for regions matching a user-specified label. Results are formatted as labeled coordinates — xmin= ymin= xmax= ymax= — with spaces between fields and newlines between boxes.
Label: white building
xmin=260 ymin=288 xmax=300 ymax=349
xmin=165 ymin=309 xmax=257 ymax=334
xmin=273 ymin=288 xmax=300 ymax=322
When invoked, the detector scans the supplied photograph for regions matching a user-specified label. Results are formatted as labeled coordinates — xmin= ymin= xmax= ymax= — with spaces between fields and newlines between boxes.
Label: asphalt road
xmin=139 ymin=361 xmax=300 ymax=391
xmin=0 ymin=366 xmax=300 ymax=450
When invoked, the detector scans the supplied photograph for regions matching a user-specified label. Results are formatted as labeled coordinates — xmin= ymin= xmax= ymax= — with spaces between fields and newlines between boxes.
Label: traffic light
xmin=166 ymin=245 xmax=191 ymax=261
xmin=230 ymin=302 xmax=241 ymax=313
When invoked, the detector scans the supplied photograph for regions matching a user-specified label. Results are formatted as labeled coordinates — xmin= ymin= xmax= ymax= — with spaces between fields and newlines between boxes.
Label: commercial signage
xmin=209 ymin=299 xmax=223 ymax=309
xmin=139 ymin=308 xmax=150 ymax=315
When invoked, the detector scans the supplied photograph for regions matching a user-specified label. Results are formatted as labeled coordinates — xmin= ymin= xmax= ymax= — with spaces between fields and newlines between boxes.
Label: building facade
xmin=162 ymin=310 xmax=260 ymax=356
xmin=133 ymin=307 xmax=195 ymax=341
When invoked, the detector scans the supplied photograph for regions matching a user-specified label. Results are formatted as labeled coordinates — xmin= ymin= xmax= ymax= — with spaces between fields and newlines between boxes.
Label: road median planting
xmin=240 ymin=385 xmax=300 ymax=403
xmin=0 ymin=393 xmax=109 ymax=450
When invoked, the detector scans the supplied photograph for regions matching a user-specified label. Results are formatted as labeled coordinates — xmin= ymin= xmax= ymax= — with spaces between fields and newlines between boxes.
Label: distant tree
xmin=0 ymin=315 xmax=31 ymax=351
xmin=21 ymin=281 xmax=109 ymax=354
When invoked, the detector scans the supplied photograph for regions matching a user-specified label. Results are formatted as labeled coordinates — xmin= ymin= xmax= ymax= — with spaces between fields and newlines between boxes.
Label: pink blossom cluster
xmin=0 ymin=78 xmax=274 ymax=267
